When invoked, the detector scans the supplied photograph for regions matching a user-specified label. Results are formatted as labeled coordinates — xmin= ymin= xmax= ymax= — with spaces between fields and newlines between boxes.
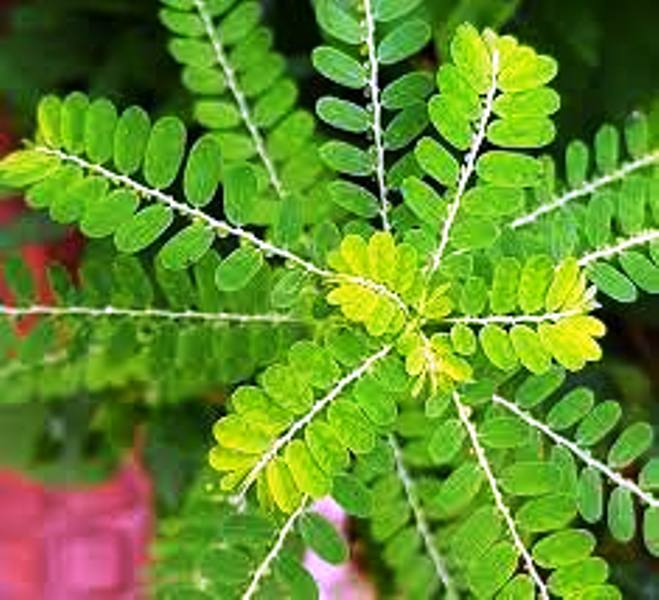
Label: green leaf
xmin=466 ymin=541 xmax=518 ymax=598
xmin=184 ymin=134 xmax=223 ymax=207
xmin=587 ymin=262 xmax=637 ymax=303
xmin=401 ymin=176 xmax=443 ymax=227
xmin=51 ymin=175 xmax=108 ymax=224
xmin=429 ymin=95 xmax=471 ymax=150
xmin=608 ymin=487 xmax=636 ymax=542
xmin=643 ymin=507 xmax=659 ymax=557
xmin=267 ymin=458 xmax=303 ymax=513
xmin=383 ymin=105 xmax=429 ymax=151
xmin=254 ymin=79 xmax=296 ymax=128
xmin=516 ymin=493 xmax=576 ymax=532
xmin=159 ymin=7 xmax=204 ymax=36
xmin=547 ymin=558 xmax=609 ymax=597
xmin=578 ymin=467 xmax=603 ymax=523
xmin=585 ymin=190 xmax=614 ymax=248
xmin=547 ymin=387 xmax=594 ymax=431
xmin=619 ymin=251 xmax=659 ymax=293
xmin=515 ymin=367 xmax=565 ymax=409
xmin=607 ymin=422 xmax=654 ymax=469
xmin=510 ymin=325 xmax=552 ymax=374
xmin=459 ymin=277 xmax=488 ymax=315
xmin=476 ymin=151 xmax=544 ymax=187
xmin=487 ymin=117 xmax=555 ymax=148
xmin=353 ymin=376 xmax=397 ymax=427
xmin=480 ymin=325 xmax=518 ymax=371
xmin=332 ymin=473 xmax=372 ymax=517
xmin=377 ymin=19 xmax=430 ymax=65
xmin=580 ymin=390 xmax=622 ymax=435
xmin=328 ymin=181 xmax=379 ymax=218
xmin=415 ymin=137 xmax=459 ymax=187
xmin=545 ymin=258 xmax=580 ymax=312
xmin=373 ymin=0 xmax=423 ymax=22
xmin=289 ymin=341 xmax=340 ymax=390
xmin=194 ymin=100 xmax=240 ymax=129
xmin=479 ymin=417 xmax=529 ymax=448
xmin=436 ymin=64 xmax=480 ymax=119
xmin=452 ymin=216 xmax=499 ymax=250
xmin=61 ymin=91 xmax=89 ymax=153
xmin=450 ymin=23 xmax=492 ymax=94
xmin=84 ymin=98 xmax=118 ymax=164
xmin=518 ymin=255 xmax=553 ymax=313
xmin=0 ymin=151 xmax=59 ymax=188
xmin=114 ymin=106 xmax=151 ymax=175
xmin=215 ymin=245 xmax=264 ymax=292
xmin=565 ymin=139 xmax=589 ymax=188
xmin=450 ymin=323 xmax=476 ymax=356
xmin=81 ymin=189 xmax=139 ymax=238
xmin=382 ymin=72 xmax=434 ymax=110
xmin=144 ymin=116 xmax=187 ymax=189
xmin=315 ymin=0 xmax=362 ymax=45
xmin=428 ymin=418 xmax=465 ymax=465
xmin=532 ymin=529 xmax=596 ymax=569
xmin=316 ymin=97 xmax=370 ymax=133
xmin=182 ymin=65 xmax=226 ymax=95
xmin=37 ymin=95 xmax=62 ymax=148
xmin=595 ymin=124 xmax=619 ymax=174
xmin=498 ymin=49 xmax=557 ymax=92
xmin=450 ymin=506 xmax=501 ymax=567
xmin=312 ymin=46 xmax=367 ymax=89
xmin=320 ymin=141 xmax=373 ymax=176
xmin=273 ymin=552 xmax=318 ymax=598
xmin=434 ymin=462 xmax=483 ymax=518
xmin=497 ymin=575 xmax=534 ymax=600
xmin=462 ymin=185 xmax=524 ymax=217
xmin=625 ymin=112 xmax=649 ymax=159
xmin=493 ymin=88 xmax=560 ymax=118
xmin=285 ymin=440 xmax=331 ymax=498
xmin=224 ymin=164 xmax=257 ymax=226
xmin=159 ymin=223 xmax=214 ymax=270
xmin=490 ymin=257 xmax=521 ymax=313
xmin=114 ymin=204 xmax=173 ymax=254
xmin=305 ymin=421 xmax=349 ymax=475
xmin=640 ymin=458 xmax=659 ymax=491
xmin=328 ymin=399 xmax=375 ymax=454
xmin=299 ymin=512 xmax=348 ymax=565
xmin=271 ymin=269 xmax=307 ymax=309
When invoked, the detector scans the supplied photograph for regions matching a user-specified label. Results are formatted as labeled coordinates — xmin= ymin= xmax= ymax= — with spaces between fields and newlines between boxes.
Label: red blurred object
xmin=0 ymin=459 xmax=152 ymax=599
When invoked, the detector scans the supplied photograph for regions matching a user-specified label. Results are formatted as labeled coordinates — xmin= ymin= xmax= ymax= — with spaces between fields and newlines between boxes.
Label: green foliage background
xmin=0 ymin=0 xmax=658 ymax=596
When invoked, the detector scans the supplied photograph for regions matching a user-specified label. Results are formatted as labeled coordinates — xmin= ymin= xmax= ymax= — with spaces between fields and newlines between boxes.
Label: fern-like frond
xmin=435 ymin=255 xmax=605 ymax=374
xmin=313 ymin=0 xmax=433 ymax=229
xmin=388 ymin=434 xmax=457 ymax=599
xmin=0 ymin=94 xmax=326 ymax=278
xmin=209 ymin=332 xmax=397 ymax=512
xmin=0 ymin=94 xmax=411 ymax=317
xmin=404 ymin=24 xmax=559 ymax=272
xmin=354 ymin=393 xmax=622 ymax=598
xmin=493 ymin=376 xmax=659 ymax=557
xmin=512 ymin=113 xmax=659 ymax=229
xmin=454 ymin=393 xmax=550 ymax=599
xmin=0 ymin=250 xmax=300 ymax=400
xmin=507 ymin=113 xmax=659 ymax=304
xmin=159 ymin=0 xmax=326 ymax=210
xmin=153 ymin=473 xmax=343 ymax=599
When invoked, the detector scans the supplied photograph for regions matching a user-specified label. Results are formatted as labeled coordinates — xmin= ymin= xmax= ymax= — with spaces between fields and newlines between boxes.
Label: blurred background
xmin=0 ymin=0 xmax=658 ymax=596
